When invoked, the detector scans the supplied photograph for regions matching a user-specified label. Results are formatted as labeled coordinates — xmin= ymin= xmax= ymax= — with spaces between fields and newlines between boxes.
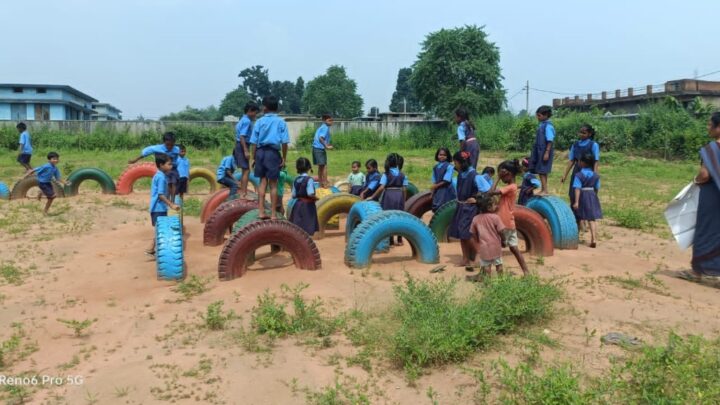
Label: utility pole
xmin=525 ymin=80 xmax=529 ymax=115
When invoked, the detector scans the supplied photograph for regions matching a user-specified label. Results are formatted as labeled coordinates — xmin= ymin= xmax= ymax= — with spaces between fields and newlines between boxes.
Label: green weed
xmin=0 ymin=262 xmax=27 ymax=285
xmin=182 ymin=197 xmax=202 ymax=217
xmin=171 ymin=275 xmax=211 ymax=302
xmin=57 ymin=318 xmax=97 ymax=337
xmin=202 ymin=301 xmax=236 ymax=330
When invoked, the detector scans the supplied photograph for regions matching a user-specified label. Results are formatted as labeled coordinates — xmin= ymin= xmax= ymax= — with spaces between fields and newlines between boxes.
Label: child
xmin=481 ymin=166 xmax=495 ymax=189
xmin=347 ymin=161 xmax=365 ymax=196
xmin=572 ymin=153 xmax=602 ymax=248
xmin=448 ymin=151 xmax=491 ymax=266
xmin=359 ymin=159 xmax=380 ymax=201
xmin=312 ymin=114 xmax=334 ymax=188
xmin=518 ymin=157 xmax=541 ymax=206
xmin=562 ymin=124 xmax=600 ymax=223
xmin=366 ymin=153 xmax=408 ymax=246
xmin=16 ymin=122 xmax=33 ymax=172
xmin=250 ymin=95 xmax=290 ymax=220
xmin=289 ymin=157 xmax=319 ymax=236
xmin=146 ymin=154 xmax=180 ymax=257
xmin=431 ymin=147 xmax=456 ymax=212
xmin=467 ymin=193 xmax=506 ymax=281
xmin=528 ymin=105 xmax=555 ymax=194
xmin=176 ymin=144 xmax=190 ymax=199
xmin=454 ymin=108 xmax=479 ymax=169
xmin=490 ymin=160 xmax=529 ymax=275
xmin=216 ymin=155 xmax=239 ymax=199
xmin=129 ymin=132 xmax=180 ymax=198
xmin=234 ymin=101 xmax=260 ymax=199
xmin=24 ymin=152 xmax=67 ymax=215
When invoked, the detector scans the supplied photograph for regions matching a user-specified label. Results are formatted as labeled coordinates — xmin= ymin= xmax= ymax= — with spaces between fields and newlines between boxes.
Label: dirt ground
xmin=0 ymin=192 xmax=718 ymax=405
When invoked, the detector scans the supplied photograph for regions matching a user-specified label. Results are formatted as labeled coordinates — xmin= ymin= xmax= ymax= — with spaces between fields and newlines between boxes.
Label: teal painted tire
xmin=526 ymin=196 xmax=579 ymax=249
xmin=344 ymin=201 xmax=389 ymax=252
xmin=428 ymin=200 xmax=457 ymax=242
xmin=406 ymin=182 xmax=419 ymax=200
xmin=0 ymin=181 xmax=9 ymax=200
xmin=156 ymin=216 xmax=185 ymax=281
xmin=65 ymin=167 xmax=116 ymax=196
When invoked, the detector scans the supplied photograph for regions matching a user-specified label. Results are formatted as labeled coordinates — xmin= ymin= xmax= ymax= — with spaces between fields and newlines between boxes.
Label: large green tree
xmin=303 ymin=65 xmax=363 ymax=118
xmin=238 ymin=65 xmax=271 ymax=103
xmin=389 ymin=67 xmax=422 ymax=112
xmin=271 ymin=80 xmax=302 ymax=114
xmin=410 ymin=25 xmax=505 ymax=118
xmin=218 ymin=87 xmax=252 ymax=118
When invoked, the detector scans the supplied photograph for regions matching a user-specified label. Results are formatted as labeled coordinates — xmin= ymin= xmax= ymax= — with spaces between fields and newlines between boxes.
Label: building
xmin=553 ymin=79 xmax=720 ymax=114
xmin=359 ymin=111 xmax=428 ymax=122
xmin=91 ymin=103 xmax=122 ymax=121
xmin=0 ymin=84 xmax=98 ymax=121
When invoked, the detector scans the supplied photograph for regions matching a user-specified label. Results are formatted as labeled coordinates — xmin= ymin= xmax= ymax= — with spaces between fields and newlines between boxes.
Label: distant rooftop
xmin=0 ymin=83 xmax=98 ymax=102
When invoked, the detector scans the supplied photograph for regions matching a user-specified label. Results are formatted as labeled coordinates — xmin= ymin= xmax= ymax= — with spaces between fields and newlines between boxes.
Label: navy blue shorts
xmin=150 ymin=211 xmax=167 ymax=226
xmin=166 ymin=169 xmax=179 ymax=185
xmin=312 ymin=148 xmax=327 ymax=166
xmin=38 ymin=182 xmax=55 ymax=198
xmin=177 ymin=177 xmax=188 ymax=194
xmin=234 ymin=140 xmax=250 ymax=170
xmin=17 ymin=154 xmax=31 ymax=165
xmin=254 ymin=146 xmax=282 ymax=180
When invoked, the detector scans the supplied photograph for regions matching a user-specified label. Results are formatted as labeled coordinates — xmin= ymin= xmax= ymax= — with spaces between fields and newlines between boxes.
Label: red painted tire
xmin=404 ymin=191 xmax=432 ymax=219
xmin=218 ymin=219 xmax=321 ymax=280
xmin=514 ymin=205 xmax=554 ymax=257
xmin=116 ymin=163 xmax=157 ymax=195
xmin=200 ymin=189 xmax=230 ymax=223
xmin=203 ymin=198 xmax=259 ymax=246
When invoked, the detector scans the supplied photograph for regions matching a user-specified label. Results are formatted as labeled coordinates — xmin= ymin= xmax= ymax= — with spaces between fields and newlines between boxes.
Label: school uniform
xmin=568 ymin=139 xmax=600 ymax=214
xmin=431 ymin=161 xmax=456 ymax=212
xmin=290 ymin=174 xmax=319 ymax=235
xmin=35 ymin=163 xmax=60 ymax=198
xmin=529 ymin=120 xmax=555 ymax=175
xmin=361 ymin=171 xmax=381 ymax=201
xmin=234 ymin=115 xmax=253 ymax=169
xmin=380 ymin=168 xmax=408 ymax=210
xmin=216 ymin=156 xmax=238 ymax=197
xmin=176 ymin=156 xmax=190 ymax=194
xmin=347 ymin=172 xmax=365 ymax=196
xmin=312 ymin=123 xmax=331 ymax=166
xmin=573 ymin=168 xmax=602 ymax=221
xmin=149 ymin=171 xmax=169 ymax=226
xmin=250 ymin=113 xmax=290 ymax=180
xmin=481 ymin=173 xmax=494 ymax=189
xmin=141 ymin=144 xmax=181 ymax=186
xmin=518 ymin=172 xmax=541 ymax=206
xmin=458 ymin=121 xmax=480 ymax=169
xmin=17 ymin=130 xmax=32 ymax=165
xmin=448 ymin=168 xmax=490 ymax=240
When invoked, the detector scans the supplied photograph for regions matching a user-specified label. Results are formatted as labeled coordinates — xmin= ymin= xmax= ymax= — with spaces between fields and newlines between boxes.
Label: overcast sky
xmin=2 ymin=0 xmax=718 ymax=119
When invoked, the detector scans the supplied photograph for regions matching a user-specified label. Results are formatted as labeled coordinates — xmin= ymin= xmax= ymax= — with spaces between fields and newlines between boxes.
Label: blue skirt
xmin=462 ymin=141 xmax=480 ymax=169
xmin=576 ymin=189 xmax=602 ymax=220
xmin=432 ymin=185 xmax=456 ymax=212
xmin=448 ymin=202 xmax=477 ymax=240
xmin=530 ymin=145 xmax=554 ymax=174
xmin=381 ymin=188 xmax=404 ymax=211
xmin=692 ymin=182 xmax=720 ymax=276
xmin=290 ymin=200 xmax=319 ymax=236
xmin=350 ymin=185 xmax=363 ymax=196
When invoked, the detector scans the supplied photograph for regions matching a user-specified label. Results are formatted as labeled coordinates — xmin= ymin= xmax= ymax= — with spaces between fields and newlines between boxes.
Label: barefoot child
xmin=129 ymin=132 xmax=180 ymax=198
xmin=347 ymin=161 xmax=365 ymax=196
xmin=146 ymin=154 xmax=180 ymax=257
xmin=518 ymin=157 xmax=541 ymax=206
xmin=431 ymin=147 xmax=456 ymax=212
xmin=234 ymin=102 xmax=259 ymax=199
xmin=176 ymin=144 xmax=190 ymax=199
xmin=289 ymin=157 xmax=319 ymax=236
xmin=312 ymin=114 xmax=334 ymax=188
xmin=24 ymin=152 xmax=67 ymax=215
xmin=491 ymin=160 xmax=529 ymax=275
xmin=366 ymin=153 xmax=408 ymax=246
xmin=16 ymin=122 xmax=33 ymax=172
xmin=529 ymin=106 xmax=555 ymax=194
xmin=250 ymin=95 xmax=290 ymax=220
xmin=359 ymin=159 xmax=380 ymax=201
xmin=467 ymin=193 xmax=505 ymax=281
xmin=216 ymin=155 xmax=239 ymax=199
xmin=572 ymin=153 xmax=603 ymax=248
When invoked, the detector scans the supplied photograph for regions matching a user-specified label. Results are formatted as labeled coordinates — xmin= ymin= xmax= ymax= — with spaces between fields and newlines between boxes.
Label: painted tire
xmin=116 ymin=163 xmax=157 ymax=195
xmin=232 ymin=209 xmax=286 ymax=234
xmin=167 ymin=195 xmax=184 ymax=230
xmin=239 ymin=171 xmax=292 ymax=194
xmin=0 ymin=182 xmax=9 ymax=200
xmin=333 ymin=181 xmax=350 ymax=193
xmin=189 ymin=167 xmax=218 ymax=193
xmin=514 ymin=205 xmax=554 ymax=257
xmin=345 ymin=210 xmax=439 ymax=268
xmin=526 ymin=196 xmax=579 ymax=249
xmin=64 ymin=168 xmax=116 ymax=196
xmin=156 ymin=216 xmax=185 ymax=281
xmin=236 ymin=172 xmax=260 ymax=193
xmin=344 ymin=201 xmax=390 ymax=253
xmin=203 ymin=198 xmax=259 ymax=246
xmin=428 ymin=200 xmax=457 ymax=242
xmin=218 ymin=219 xmax=321 ymax=280
xmin=404 ymin=191 xmax=433 ymax=219
xmin=316 ymin=193 xmax=361 ymax=237
xmin=200 ymin=189 xmax=230 ymax=223
xmin=315 ymin=187 xmax=338 ymax=227
xmin=406 ymin=182 xmax=419 ymax=200
xmin=11 ymin=177 xmax=65 ymax=200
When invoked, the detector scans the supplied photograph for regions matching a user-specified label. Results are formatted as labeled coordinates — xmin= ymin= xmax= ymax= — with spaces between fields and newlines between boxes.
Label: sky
xmin=2 ymin=0 xmax=719 ymax=119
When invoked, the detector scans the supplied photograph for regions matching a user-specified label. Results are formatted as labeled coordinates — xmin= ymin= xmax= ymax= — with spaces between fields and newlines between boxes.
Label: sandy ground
xmin=0 ymin=192 xmax=718 ymax=405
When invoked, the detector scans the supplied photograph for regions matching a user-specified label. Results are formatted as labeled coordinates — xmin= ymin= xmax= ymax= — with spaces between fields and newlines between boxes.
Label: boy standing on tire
xmin=23 ymin=152 xmax=67 ymax=215
xmin=312 ymin=114 xmax=334 ymax=188
xmin=16 ymin=122 xmax=33 ymax=172
xmin=234 ymin=102 xmax=259 ymax=199
xmin=250 ymin=95 xmax=290 ymax=220
xmin=128 ymin=132 xmax=181 ymax=199
xmin=146 ymin=153 xmax=180 ymax=257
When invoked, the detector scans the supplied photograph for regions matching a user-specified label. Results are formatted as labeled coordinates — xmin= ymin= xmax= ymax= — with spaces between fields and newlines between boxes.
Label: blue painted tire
xmin=329 ymin=186 xmax=340 ymax=194
xmin=526 ymin=196 xmax=579 ymax=249
xmin=156 ymin=216 xmax=185 ymax=281
xmin=344 ymin=201 xmax=390 ymax=253
xmin=345 ymin=210 xmax=439 ymax=268
xmin=0 ymin=182 xmax=9 ymax=200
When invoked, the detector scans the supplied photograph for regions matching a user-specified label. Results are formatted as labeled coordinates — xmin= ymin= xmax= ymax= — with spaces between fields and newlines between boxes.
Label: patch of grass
xmin=0 ymin=323 xmax=38 ymax=370
xmin=57 ymin=318 xmax=97 ymax=337
xmin=605 ymin=207 xmax=656 ymax=230
xmin=182 ymin=197 xmax=202 ymax=217
xmin=494 ymin=360 xmax=587 ymax=404
xmin=0 ymin=262 xmax=27 ymax=285
xmin=304 ymin=372 xmax=374 ymax=405
xmin=604 ymin=272 xmax=669 ymax=296
xmin=171 ymin=275 xmax=211 ymax=302
xmin=201 ymin=301 xmax=236 ymax=330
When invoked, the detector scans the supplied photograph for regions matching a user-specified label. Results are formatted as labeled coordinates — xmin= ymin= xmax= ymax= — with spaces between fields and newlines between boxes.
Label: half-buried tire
xmin=316 ymin=192 xmax=361 ymax=238
xmin=189 ymin=168 xmax=219 ymax=194
xmin=404 ymin=191 xmax=433 ymax=219
xmin=218 ymin=219 xmax=321 ymax=280
xmin=232 ymin=209 xmax=284 ymax=264
xmin=428 ymin=200 xmax=457 ymax=242
xmin=11 ymin=177 xmax=65 ymax=200
xmin=0 ymin=181 xmax=9 ymax=200
xmin=406 ymin=182 xmax=419 ymax=200
xmin=345 ymin=210 xmax=439 ymax=269
xmin=116 ymin=162 xmax=157 ymax=195
xmin=64 ymin=167 xmax=116 ymax=196
xmin=203 ymin=198 xmax=259 ymax=246
xmin=333 ymin=180 xmax=350 ymax=193
xmin=526 ymin=196 xmax=579 ymax=249
xmin=200 ymin=189 xmax=230 ymax=223
xmin=514 ymin=205 xmax=555 ymax=257
xmin=156 ymin=216 xmax=185 ymax=281
xmin=344 ymin=201 xmax=389 ymax=252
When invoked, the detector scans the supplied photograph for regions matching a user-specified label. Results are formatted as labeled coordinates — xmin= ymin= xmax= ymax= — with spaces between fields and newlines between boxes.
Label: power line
xmin=697 ymin=69 xmax=720 ymax=79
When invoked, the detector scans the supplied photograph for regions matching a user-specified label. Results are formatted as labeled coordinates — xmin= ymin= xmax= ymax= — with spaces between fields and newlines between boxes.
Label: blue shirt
xmin=291 ymin=173 xmax=315 ymax=197
xmin=35 ymin=163 xmax=60 ymax=183
xmin=216 ymin=156 xmax=237 ymax=180
xmin=543 ymin=121 xmax=556 ymax=142
xmin=19 ymin=131 xmax=32 ymax=154
xmin=312 ymin=124 xmax=331 ymax=149
xmin=141 ymin=144 xmax=180 ymax=168
xmin=235 ymin=115 xmax=253 ymax=142
xmin=149 ymin=171 xmax=168 ymax=213
xmin=459 ymin=168 xmax=491 ymax=192
xmin=572 ymin=168 xmax=600 ymax=190
xmin=523 ymin=172 xmax=542 ymax=188
xmin=176 ymin=156 xmax=190 ymax=178
xmin=366 ymin=171 xmax=380 ymax=191
xmin=457 ymin=122 xmax=467 ymax=141
xmin=481 ymin=173 xmax=494 ymax=189
xmin=249 ymin=113 xmax=290 ymax=149
xmin=568 ymin=139 xmax=601 ymax=161
xmin=380 ymin=167 xmax=409 ymax=186
xmin=431 ymin=162 xmax=454 ymax=183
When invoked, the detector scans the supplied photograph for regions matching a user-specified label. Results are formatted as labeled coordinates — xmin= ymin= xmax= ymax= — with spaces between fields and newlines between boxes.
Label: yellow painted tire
xmin=316 ymin=193 xmax=361 ymax=238
xmin=189 ymin=167 xmax=219 ymax=194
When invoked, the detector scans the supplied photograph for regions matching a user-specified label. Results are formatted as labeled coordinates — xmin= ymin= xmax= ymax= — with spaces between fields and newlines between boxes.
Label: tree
xmin=410 ymin=25 xmax=505 ymax=119
xmin=389 ymin=67 xmax=422 ymax=112
xmin=271 ymin=80 xmax=301 ymax=114
xmin=303 ymin=65 xmax=363 ymax=118
xmin=160 ymin=105 xmax=220 ymax=121
xmin=238 ymin=65 xmax=271 ymax=103
xmin=218 ymin=87 xmax=252 ymax=118
xmin=294 ymin=77 xmax=305 ymax=113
